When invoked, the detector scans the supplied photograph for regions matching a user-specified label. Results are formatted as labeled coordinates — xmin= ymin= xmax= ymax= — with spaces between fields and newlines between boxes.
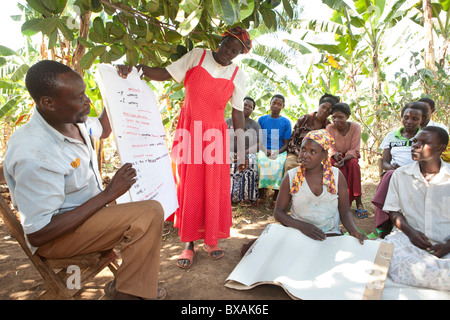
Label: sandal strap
xmin=203 ymin=244 xmax=224 ymax=260
xmin=177 ymin=248 xmax=196 ymax=269
xmin=178 ymin=248 xmax=195 ymax=259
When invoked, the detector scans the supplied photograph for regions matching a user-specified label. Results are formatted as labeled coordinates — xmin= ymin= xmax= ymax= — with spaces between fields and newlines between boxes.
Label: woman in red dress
xmin=117 ymin=28 xmax=252 ymax=269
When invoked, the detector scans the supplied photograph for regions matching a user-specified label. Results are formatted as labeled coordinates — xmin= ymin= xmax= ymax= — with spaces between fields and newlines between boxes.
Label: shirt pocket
xmin=64 ymin=165 xmax=84 ymax=195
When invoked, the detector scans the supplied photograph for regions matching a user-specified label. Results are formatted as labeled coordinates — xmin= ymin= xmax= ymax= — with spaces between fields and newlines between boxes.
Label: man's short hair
xmin=271 ymin=94 xmax=285 ymax=104
xmin=244 ymin=96 xmax=256 ymax=109
xmin=25 ymin=60 xmax=74 ymax=102
xmin=421 ymin=126 xmax=449 ymax=147
xmin=418 ymin=97 xmax=435 ymax=112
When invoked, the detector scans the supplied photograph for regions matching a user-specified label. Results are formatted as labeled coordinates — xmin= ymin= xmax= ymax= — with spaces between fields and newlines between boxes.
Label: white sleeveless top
xmin=287 ymin=166 xmax=341 ymax=234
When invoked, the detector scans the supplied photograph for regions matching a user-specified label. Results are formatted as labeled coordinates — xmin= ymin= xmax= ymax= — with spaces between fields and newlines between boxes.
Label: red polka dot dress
xmin=169 ymin=50 xmax=239 ymax=246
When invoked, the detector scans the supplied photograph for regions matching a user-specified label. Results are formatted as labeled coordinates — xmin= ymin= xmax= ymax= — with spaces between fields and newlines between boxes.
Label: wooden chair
xmin=0 ymin=167 xmax=119 ymax=300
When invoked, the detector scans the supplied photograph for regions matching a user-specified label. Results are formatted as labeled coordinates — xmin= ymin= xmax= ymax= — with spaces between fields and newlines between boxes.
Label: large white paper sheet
xmin=225 ymin=223 xmax=393 ymax=300
xmin=95 ymin=64 xmax=178 ymax=220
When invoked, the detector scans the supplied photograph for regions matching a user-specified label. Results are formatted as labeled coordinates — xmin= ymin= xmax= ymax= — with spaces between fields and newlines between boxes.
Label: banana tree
xmin=410 ymin=0 xmax=450 ymax=68
xmin=0 ymin=42 xmax=40 ymax=155
xmin=231 ymin=2 xmax=327 ymax=119
xmin=432 ymin=0 xmax=450 ymax=68
xmin=321 ymin=0 xmax=415 ymax=101
xmin=0 ymin=1 xmax=44 ymax=123
xmin=291 ymin=0 xmax=418 ymax=160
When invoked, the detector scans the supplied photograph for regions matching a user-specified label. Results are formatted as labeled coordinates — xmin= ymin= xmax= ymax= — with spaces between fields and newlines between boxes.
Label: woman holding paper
xmin=274 ymin=129 xmax=365 ymax=243
xmin=116 ymin=27 xmax=251 ymax=269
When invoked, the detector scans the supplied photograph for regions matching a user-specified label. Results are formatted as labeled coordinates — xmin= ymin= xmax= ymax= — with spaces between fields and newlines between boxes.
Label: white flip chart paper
xmin=95 ymin=64 xmax=178 ymax=220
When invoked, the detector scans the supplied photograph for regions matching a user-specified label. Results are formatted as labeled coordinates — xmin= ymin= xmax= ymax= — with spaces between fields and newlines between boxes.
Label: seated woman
xmin=284 ymin=94 xmax=339 ymax=172
xmin=373 ymin=101 xmax=428 ymax=238
xmin=326 ymin=103 xmax=366 ymax=218
xmin=226 ymin=97 xmax=261 ymax=206
xmin=275 ymin=130 xmax=365 ymax=243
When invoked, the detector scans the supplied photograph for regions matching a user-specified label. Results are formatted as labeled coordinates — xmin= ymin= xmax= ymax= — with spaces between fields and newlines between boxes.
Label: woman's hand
xmin=333 ymin=152 xmax=343 ymax=161
xmin=237 ymin=160 xmax=248 ymax=172
xmin=349 ymin=230 xmax=366 ymax=244
xmin=298 ymin=221 xmax=326 ymax=241
xmin=116 ymin=64 xmax=134 ymax=79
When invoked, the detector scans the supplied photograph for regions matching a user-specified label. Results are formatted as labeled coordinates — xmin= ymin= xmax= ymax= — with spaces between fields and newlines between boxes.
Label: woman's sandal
xmin=177 ymin=248 xmax=196 ymax=269
xmin=203 ymin=244 xmax=224 ymax=260
xmin=355 ymin=207 xmax=368 ymax=219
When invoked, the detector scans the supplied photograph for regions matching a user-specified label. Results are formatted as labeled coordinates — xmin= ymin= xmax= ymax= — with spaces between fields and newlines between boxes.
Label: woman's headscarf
xmin=222 ymin=27 xmax=252 ymax=54
xmin=290 ymin=129 xmax=336 ymax=195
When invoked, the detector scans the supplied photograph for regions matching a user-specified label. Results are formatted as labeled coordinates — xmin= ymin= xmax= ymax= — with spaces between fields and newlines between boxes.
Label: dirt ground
xmin=0 ymin=162 xmax=380 ymax=301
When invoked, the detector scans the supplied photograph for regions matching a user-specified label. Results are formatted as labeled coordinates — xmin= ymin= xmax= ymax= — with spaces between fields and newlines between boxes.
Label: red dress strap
xmin=198 ymin=49 xmax=238 ymax=82
xmin=198 ymin=49 xmax=207 ymax=66
xmin=231 ymin=66 xmax=239 ymax=81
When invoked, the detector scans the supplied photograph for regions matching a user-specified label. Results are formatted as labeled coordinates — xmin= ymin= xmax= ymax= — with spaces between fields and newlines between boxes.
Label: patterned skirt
xmin=257 ymin=150 xmax=287 ymax=190
xmin=230 ymin=153 xmax=259 ymax=202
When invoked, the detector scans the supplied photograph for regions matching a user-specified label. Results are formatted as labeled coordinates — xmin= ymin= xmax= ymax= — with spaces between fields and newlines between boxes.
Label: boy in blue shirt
xmin=257 ymin=94 xmax=292 ymax=205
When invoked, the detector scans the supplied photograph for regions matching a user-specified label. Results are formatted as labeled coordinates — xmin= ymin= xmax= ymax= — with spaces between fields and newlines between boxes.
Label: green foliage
xmin=18 ymin=0 xmax=295 ymax=70
xmin=245 ymin=0 xmax=449 ymax=159
xmin=394 ymin=52 xmax=450 ymax=124
xmin=0 ymin=0 xmax=293 ymax=124
xmin=295 ymin=0 xmax=443 ymax=154
xmin=1 ymin=0 xmax=449 ymax=164
xmin=0 ymin=41 xmax=39 ymax=125
xmin=2 ymin=0 xmax=296 ymax=133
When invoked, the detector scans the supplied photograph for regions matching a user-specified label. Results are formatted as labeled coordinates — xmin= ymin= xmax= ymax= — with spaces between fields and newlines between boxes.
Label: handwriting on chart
xmin=116 ymin=89 xmax=163 ymax=138
xmin=131 ymin=165 xmax=166 ymax=200
xmin=130 ymin=142 xmax=168 ymax=161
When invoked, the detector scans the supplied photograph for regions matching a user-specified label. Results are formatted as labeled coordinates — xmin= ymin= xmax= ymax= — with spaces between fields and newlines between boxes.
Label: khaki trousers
xmin=36 ymin=200 xmax=164 ymax=299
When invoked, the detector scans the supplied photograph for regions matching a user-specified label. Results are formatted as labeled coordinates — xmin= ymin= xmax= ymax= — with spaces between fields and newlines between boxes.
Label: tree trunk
xmin=423 ymin=0 xmax=437 ymax=75
xmin=371 ymin=43 xmax=383 ymax=160
xmin=372 ymin=46 xmax=381 ymax=97
xmin=72 ymin=11 xmax=92 ymax=76
xmin=439 ymin=37 xmax=448 ymax=68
